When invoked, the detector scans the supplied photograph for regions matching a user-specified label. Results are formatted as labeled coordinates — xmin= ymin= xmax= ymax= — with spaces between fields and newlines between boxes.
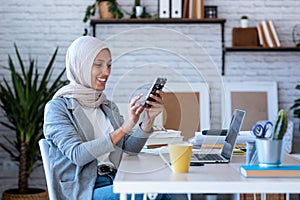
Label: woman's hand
xmin=120 ymin=94 xmax=144 ymax=133
xmin=111 ymin=94 xmax=145 ymax=144
xmin=141 ymin=90 xmax=164 ymax=132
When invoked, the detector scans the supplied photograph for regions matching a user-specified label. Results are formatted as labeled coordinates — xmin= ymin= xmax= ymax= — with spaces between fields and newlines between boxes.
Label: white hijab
xmin=53 ymin=36 xmax=108 ymax=108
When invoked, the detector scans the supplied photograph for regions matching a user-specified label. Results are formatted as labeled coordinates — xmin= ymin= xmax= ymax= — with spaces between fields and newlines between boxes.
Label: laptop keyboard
xmin=195 ymin=154 xmax=224 ymax=161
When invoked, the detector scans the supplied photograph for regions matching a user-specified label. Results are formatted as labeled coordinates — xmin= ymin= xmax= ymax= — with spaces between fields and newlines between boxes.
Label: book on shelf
xmin=183 ymin=0 xmax=189 ymax=18
xmin=193 ymin=0 xmax=204 ymax=19
xmin=256 ymin=23 xmax=268 ymax=47
xmin=240 ymin=165 xmax=300 ymax=178
xmin=258 ymin=20 xmax=281 ymax=48
xmin=266 ymin=21 xmax=278 ymax=47
xmin=185 ymin=0 xmax=204 ymax=19
xmin=261 ymin=20 xmax=274 ymax=47
xmin=267 ymin=20 xmax=281 ymax=47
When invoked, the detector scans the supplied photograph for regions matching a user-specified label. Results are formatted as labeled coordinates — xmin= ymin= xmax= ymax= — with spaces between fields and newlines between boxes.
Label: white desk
xmin=114 ymin=152 xmax=300 ymax=200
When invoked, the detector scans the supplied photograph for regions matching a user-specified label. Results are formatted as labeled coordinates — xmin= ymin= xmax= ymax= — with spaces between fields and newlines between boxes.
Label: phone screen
xmin=143 ymin=77 xmax=167 ymax=108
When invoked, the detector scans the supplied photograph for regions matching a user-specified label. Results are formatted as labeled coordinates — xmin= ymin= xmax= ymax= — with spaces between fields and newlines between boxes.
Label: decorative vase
xmin=2 ymin=188 xmax=48 ymax=200
xmin=98 ymin=1 xmax=114 ymax=19
xmin=256 ymin=138 xmax=283 ymax=167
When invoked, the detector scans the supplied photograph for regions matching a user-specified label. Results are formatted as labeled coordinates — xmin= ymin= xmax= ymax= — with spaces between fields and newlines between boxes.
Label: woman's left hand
xmin=141 ymin=90 xmax=164 ymax=132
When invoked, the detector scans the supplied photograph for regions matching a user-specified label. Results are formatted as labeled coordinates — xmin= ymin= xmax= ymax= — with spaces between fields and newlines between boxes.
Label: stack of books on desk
xmin=240 ymin=165 xmax=300 ymax=177
xmin=145 ymin=129 xmax=183 ymax=148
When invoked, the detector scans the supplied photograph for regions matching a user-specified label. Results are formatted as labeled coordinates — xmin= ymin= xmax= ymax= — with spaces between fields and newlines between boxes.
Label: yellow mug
xmin=160 ymin=143 xmax=193 ymax=173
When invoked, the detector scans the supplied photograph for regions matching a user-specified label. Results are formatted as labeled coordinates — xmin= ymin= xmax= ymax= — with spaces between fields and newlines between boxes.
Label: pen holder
xmin=256 ymin=138 xmax=283 ymax=167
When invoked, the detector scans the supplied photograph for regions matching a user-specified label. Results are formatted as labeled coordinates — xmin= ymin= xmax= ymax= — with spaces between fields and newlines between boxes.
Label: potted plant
xmin=0 ymin=44 xmax=67 ymax=199
xmin=133 ymin=0 xmax=143 ymax=18
xmin=130 ymin=0 xmax=152 ymax=19
xmin=290 ymin=84 xmax=300 ymax=130
xmin=240 ymin=15 xmax=248 ymax=28
xmin=83 ymin=0 xmax=124 ymax=35
xmin=83 ymin=0 xmax=124 ymax=22
xmin=255 ymin=109 xmax=288 ymax=167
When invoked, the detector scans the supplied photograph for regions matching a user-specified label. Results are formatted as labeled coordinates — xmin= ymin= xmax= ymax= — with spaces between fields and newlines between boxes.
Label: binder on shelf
xmin=159 ymin=0 xmax=170 ymax=18
xmin=183 ymin=0 xmax=190 ymax=18
xmin=191 ymin=0 xmax=204 ymax=19
xmin=240 ymin=165 xmax=300 ymax=178
xmin=188 ymin=0 xmax=193 ymax=18
xmin=171 ymin=0 xmax=182 ymax=18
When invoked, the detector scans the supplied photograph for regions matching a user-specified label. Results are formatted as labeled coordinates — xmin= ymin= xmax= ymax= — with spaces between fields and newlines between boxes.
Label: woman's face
xmin=91 ymin=48 xmax=112 ymax=91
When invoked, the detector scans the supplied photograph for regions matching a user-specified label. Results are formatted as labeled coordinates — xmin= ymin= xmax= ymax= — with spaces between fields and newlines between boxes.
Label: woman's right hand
xmin=120 ymin=94 xmax=145 ymax=133
xmin=110 ymin=94 xmax=145 ymax=144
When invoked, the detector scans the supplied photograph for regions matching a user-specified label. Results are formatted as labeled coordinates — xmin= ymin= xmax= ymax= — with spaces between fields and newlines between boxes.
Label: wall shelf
xmin=225 ymin=46 xmax=300 ymax=52
xmin=90 ymin=18 xmax=227 ymax=75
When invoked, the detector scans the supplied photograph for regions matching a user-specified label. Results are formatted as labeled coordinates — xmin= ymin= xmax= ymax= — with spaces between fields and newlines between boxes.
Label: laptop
xmin=190 ymin=109 xmax=246 ymax=164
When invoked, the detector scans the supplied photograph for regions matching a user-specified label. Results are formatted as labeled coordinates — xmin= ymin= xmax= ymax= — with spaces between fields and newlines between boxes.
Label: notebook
xmin=190 ymin=109 xmax=246 ymax=164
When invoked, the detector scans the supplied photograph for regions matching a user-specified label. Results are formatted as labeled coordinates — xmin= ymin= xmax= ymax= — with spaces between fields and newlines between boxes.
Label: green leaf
xmin=83 ymin=3 xmax=96 ymax=23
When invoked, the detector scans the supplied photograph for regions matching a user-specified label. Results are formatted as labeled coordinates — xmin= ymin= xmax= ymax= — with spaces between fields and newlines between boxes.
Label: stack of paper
xmin=145 ymin=130 xmax=183 ymax=148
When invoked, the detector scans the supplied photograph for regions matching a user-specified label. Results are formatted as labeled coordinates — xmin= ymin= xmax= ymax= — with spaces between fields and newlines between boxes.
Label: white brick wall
xmin=0 ymin=0 xmax=300 ymax=196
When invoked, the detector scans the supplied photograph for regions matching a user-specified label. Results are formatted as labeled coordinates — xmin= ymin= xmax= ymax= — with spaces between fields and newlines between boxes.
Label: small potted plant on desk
xmin=255 ymin=109 xmax=288 ymax=167
xmin=0 ymin=44 xmax=67 ymax=199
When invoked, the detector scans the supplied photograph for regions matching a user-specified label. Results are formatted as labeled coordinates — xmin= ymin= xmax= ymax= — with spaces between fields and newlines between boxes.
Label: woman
xmin=43 ymin=36 xmax=187 ymax=200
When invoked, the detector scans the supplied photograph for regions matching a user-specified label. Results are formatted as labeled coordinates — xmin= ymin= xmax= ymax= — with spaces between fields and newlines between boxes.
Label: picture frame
xmin=204 ymin=6 xmax=218 ymax=19
xmin=222 ymin=82 xmax=278 ymax=131
xmin=161 ymin=82 xmax=210 ymax=140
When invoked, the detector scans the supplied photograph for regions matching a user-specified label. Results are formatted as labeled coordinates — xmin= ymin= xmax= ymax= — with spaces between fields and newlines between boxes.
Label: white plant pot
xmin=240 ymin=19 xmax=248 ymax=28
xmin=135 ymin=6 xmax=143 ymax=18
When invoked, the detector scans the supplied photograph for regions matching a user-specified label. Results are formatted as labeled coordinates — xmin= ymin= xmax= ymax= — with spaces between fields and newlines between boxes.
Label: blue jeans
xmin=92 ymin=173 xmax=188 ymax=200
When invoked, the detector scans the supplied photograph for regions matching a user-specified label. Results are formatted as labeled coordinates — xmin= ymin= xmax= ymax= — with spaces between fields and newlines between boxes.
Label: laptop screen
xmin=221 ymin=109 xmax=246 ymax=160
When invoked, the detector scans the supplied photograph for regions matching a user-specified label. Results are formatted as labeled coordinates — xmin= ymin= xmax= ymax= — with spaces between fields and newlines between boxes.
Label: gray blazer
xmin=43 ymin=97 xmax=151 ymax=200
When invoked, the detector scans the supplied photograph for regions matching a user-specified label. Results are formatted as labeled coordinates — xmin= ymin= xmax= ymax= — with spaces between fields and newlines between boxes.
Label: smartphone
xmin=143 ymin=77 xmax=167 ymax=108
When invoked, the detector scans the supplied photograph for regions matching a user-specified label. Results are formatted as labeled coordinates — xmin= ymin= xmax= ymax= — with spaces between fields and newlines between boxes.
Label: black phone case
xmin=143 ymin=77 xmax=167 ymax=108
